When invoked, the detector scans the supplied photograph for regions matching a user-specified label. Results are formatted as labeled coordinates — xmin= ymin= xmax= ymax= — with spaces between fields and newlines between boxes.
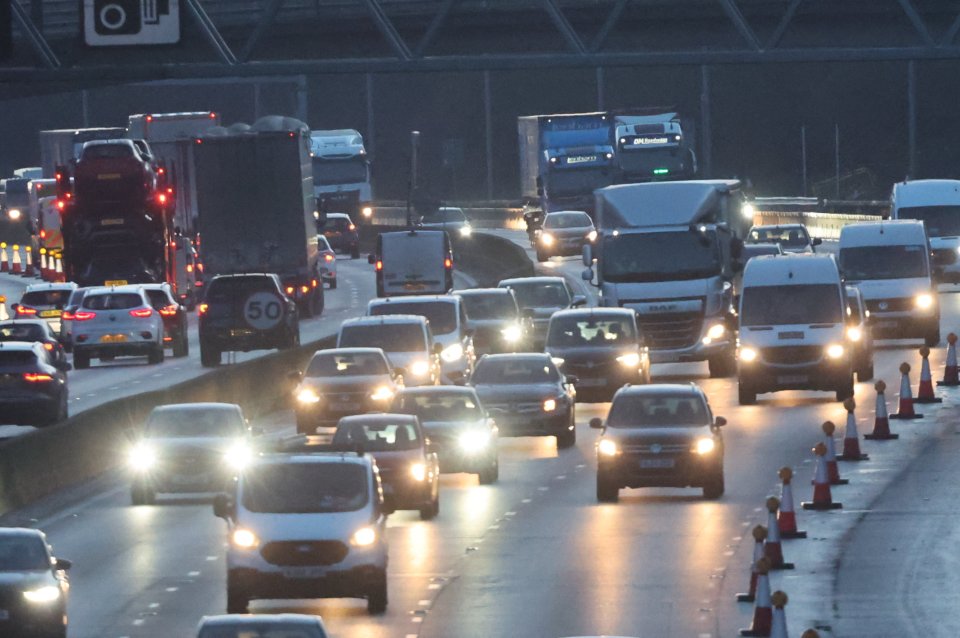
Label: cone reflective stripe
xmin=39 ymin=250 xmax=49 ymax=281
xmin=0 ymin=242 xmax=7 ymax=272
xmin=764 ymin=497 xmax=794 ymax=569
xmin=777 ymin=467 xmax=807 ymax=538
xmin=740 ymin=557 xmax=773 ymax=636
xmin=23 ymin=246 xmax=34 ymax=277
xmin=939 ymin=333 xmax=959 ymax=386
xmin=802 ymin=442 xmax=843 ymax=510
xmin=837 ymin=397 xmax=869 ymax=461
xmin=54 ymin=255 xmax=64 ymax=282
xmin=865 ymin=379 xmax=899 ymax=440
xmin=737 ymin=525 xmax=767 ymax=602
xmin=10 ymin=245 xmax=21 ymax=274
xmin=820 ymin=421 xmax=848 ymax=485
xmin=770 ymin=591 xmax=789 ymax=638
xmin=915 ymin=346 xmax=942 ymax=403
xmin=890 ymin=362 xmax=923 ymax=419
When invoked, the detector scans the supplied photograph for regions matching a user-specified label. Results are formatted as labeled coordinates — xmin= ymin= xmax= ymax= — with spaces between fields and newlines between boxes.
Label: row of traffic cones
xmin=0 ymin=243 xmax=65 ymax=282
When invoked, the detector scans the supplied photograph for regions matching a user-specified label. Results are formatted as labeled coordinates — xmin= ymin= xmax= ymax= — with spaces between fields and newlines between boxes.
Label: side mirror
xmin=54 ymin=558 xmax=72 ymax=571
xmin=367 ymin=253 xmax=376 ymax=265
xmin=714 ymin=416 xmax=727 ymax=428
xmin=589 ymin=417 xmax=604 ymax=429
xmin=812 ymin=237 xmax=823 ymax=246
xmin=571 ymin=295 xmax=587 ymax=308
xmin=581 ymin=267 xmax=594 ymax=282
xmin=565 ymin=374 xmax=579 ymax=385
xmin=213 ymin=493 xmax=234 ymax=520
xmin=582 ymin=244 xmax=592 ymax=267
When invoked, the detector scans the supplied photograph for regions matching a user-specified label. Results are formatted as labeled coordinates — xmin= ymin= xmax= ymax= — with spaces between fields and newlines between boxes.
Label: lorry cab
xmin=370 ymin=230 xmax=453 ymax=298
xmin=737 ymin=254 xmax=853 ymax=405
xmin=614 ymin=112 xmax=697 ymax=182
xmin=891 ymin=179 xmax=960 ymax=283
xmin=838 ymin=220 xmax=939 ymax=346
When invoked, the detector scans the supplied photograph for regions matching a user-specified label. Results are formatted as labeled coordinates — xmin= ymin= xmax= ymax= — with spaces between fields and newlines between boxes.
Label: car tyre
xmin=738 ymin=382 xmax=756 ymax=406
xmin=173 ymin=335 xmax=189 ymax=358
xmin=200 ymin=342 xmax=220 ymax=367
xmin=556 ymin=424 xmax=576 ymax=450
xmin=703 ymin=474 xmax=725 ymax=499
xmin=835 ymin=375 xmax=855 ymax=402
xmin=420 ymin=497 xmax=439 ymax=521
xmin=226 ymin=585 xmax=249 ymax=614
xmin=708 ymin=351 xmax=737 ymax=378
xmin=478 ymin=459 xmax=499 ymax=485
xmin=857 ymin=361 xmax=874 ymax=382
xmin=351 ymin=245 xmax=361 ymax=259
xmin=147 ymin=345 xmax=164 ymax=365
xmin=130 ymin=480 xmax=155 ymax=506
xmin=596 ymin=474 xmax=619 ymax=503
xmin=73 ymin=350 xmax=90 ymax=370
xmin=367 ymin=572 xmax=388 ymax=614
xmin=925 ymin=328 xmax=941 ymax=348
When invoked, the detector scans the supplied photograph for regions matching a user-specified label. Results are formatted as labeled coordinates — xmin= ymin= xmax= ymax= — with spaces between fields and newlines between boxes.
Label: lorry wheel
xmin=173 ymin=336 xmax=189 ymax=358
xmin=147 ymin=346 xmax=164 ymax=365
xmin=367 ymin=572 xmax=388 ymax=614
xmin=73 ymin=350 xmax=90 ymax=370
xmin=702 ymin=474 xmax=725 ymax=499
xmin=708 ymin=352 xmax=737 ymax=378
xmin=835 ymin=376 xmax=855 ymax=402
xmin=596 ymin=474 xmax=619 ymax=503
xmin=556 ymin=424 xmax=576 ymax=449
xmin=925 ymin=329 xmax=941 ymax=347
xmin=200 ymin=343 xmax=220 ymax=367
xmin=857 ymin=361 xmax=874 ymax=382
xmin=738 ymin=382 xmax=756 ymax=405
xmin=226 ymin=585 xmax=249 ymax=614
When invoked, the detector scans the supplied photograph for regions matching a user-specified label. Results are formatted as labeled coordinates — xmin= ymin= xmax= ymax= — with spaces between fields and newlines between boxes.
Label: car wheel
xmin=420 ymin=497 xmax=439 ymax=521
xmin=200 ymin=342 xmax=220 ymax=367
xmin=536 ymin=250 xmax=548 ymax=263
xmin=556 ymin=424 xmax=576 ymax=449
xmin=738 ymin=382 xmax=756 ymax=406
xmin=130 ymin=480 xmax=155 ymax=506
xmin=596 ymin=474 xmax=619 ymax=503
xmin=367 ymin=572 xmax=388 ymax=614
xmin=857 ymin=361 xmax=874 ymax=382
xmin=702 ymin=474 xmax=725 ymax=500
xmin=73 ymin=350 xmax=90 ymax=370
xmin=147 ymin=345 xmax=164 ymax=365
xmin=478 ymin=459 xmax=499 ymax=485
xmin=226 ymin=585 xmax=249 ymax=614
xmin=56 ymin=393 xmax=68 ymax=423
xmin=925 ymin=328 xmax=941 ymax=348
xmin=835 ymin=376 xmax=855 ymax=402
xmin=351 ymin=245 xmax=360 ymax=259
xmin=173 ymin=335 xmax=189 ymax=358
xmin=708 ymin=351 xmax=737 ymax=378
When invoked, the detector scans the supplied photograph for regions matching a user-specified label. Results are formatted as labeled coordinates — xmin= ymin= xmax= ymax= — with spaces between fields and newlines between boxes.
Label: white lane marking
xmin=188 ymin=571 xmax=200 ymax=577
xmin=132 ymin=619 xmax=145 ymax=626
xmin=206 ymin=556 xmax=217 ymax=561
xmin=538 ymin=486 xmax=549 ymax=491
xmin=428 ymin=583 xmax=441 ymax=590
xmin=521 ymin=498 xmax=532 ymax=503
xmin=488 ymin=524 xmax=499 ymax=530
xmin=165 ymin=587 xmax=178 ymax=592
xmin=504 ymin=511 xmax=516 ymax=516
xmin=411 ymin=616 xmax=423 ymax=623
xmin=418 ymin=599 xmax=431 ymax=606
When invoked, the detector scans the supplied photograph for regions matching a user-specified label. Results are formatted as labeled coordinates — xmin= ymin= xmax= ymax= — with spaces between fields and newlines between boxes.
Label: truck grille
xmin=761 ymin=346 xmax=823 ymax=365
xmin=865 ymin=298 xmax=913 ymax=313
xmin=261 ymin=540 xmax=348 ymax=566
xmin=633 ymin=311 xmax=703 ymax=350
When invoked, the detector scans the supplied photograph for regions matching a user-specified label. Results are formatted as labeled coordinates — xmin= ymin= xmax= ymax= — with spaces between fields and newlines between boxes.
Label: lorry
xmin=310 ymin=129 xmax=373 ymax=221
xmin=612 ymin=110 xmax=697 ymax=183
xmin=518 ymin=113 xmax=616 ymax=215
xmin=581 ymin=180 xmax=751 ymax=377
xmin=39 ymin=127 xmax=127 ymax=178
xmin=193 ymin=116 xmax=324 ymax=317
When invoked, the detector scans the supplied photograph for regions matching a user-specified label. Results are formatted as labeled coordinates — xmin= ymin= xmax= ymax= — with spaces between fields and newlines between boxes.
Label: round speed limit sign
xmin=243 ymin=292 xmax=285 ymax=330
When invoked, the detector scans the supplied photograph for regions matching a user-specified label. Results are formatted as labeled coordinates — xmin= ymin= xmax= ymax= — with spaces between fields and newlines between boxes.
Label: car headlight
xmin=695 ymin=437 xmax=716 ymax=455
xmin=597 ymin=438 xmax=618 ymax=457
xmin=296 ymin=387 xmax=320 ymax=404
xmin=739 ymin=347 xmax=757 ymax=363
xmin=459 ymin=225 xmax=473 ymax=237
xmin=501 ymin=324 xmax=522 ymax=342
xmin=551 ymin=356 xmax=565 ymax=367
xmin=22 ymin=585 xmax=60 ymax=604
xmin=223 ymin=443 xmax=253 ymax=470
xmin=542 ymin=398 xmax=557 ymax=412
xmin=915 ymin=293 xmax=935 ymax=310
xmin=742 ymin=202 xmax=756 ymax=219
xmin=410 ymin=462 xmax=427 ymax=481
xmin=8 ymin=208 xmax=22 ymax=221
xmin=616 ymin=352 xmax=641 ymax=368
xmin=128 ymin=442 xmax=156 ymax=470
xmin=410 ymin=360 xmax=430 ymax=377
xmin=441 ymin=343 xmax=465 ymax=362
xmin=458 ymin=430 xmax=490 ymax=452
xmin=540 ymin=233 xmax=555 ymax=246
xmin=847 ymin=326 xmax=862 ymax=342
xmin=369 ymin=385 xmax=395 ymax=402
xmin=231 ymin=528 xmax=259 ymax=549
xmin=706 ymin=323 xmax=725 ymax=340
xmin=362 ymin=206 xmax=373 ymax=218
xmin=826 ymin=344 xmax=845 ymax=359
xmin=586 ymin=230 xmax=598 ymax=242
xmin=351 ymin=526 xmax=377 ymax=547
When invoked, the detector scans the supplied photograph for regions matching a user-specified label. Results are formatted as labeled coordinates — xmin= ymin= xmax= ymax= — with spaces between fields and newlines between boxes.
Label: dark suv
xmin=321 ymin=213 xmax=361 ymax=259
xmin=199 ymin=274 xmax=299 ymax=367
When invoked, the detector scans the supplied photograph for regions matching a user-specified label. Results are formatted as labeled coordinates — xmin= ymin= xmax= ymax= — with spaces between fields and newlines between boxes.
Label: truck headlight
xmin=128 ymin=443 xmax=156 ymax=470
xmin=695 ymin=437 xmax=716 ymax=455
xmin=351 ymin=526 xmax=377 ymax=547
xmin=361 ymin=206 xmax=373 ymax=218
xmin=458 ymin=430 xmax=490 ymax=452
xmin=742 ymin=203 xmax=756 ymax=219
xmin=369 ymin=385 xmax=395 ymax=402
xmin=231 ymin=528 xmax=259 ymax=549
xmin=540 ymin=233 xmax=555 ymax=246
xmin=739 ymin=347 xmax=758 ymax=363
xmin=441 ymin=343 xmax=464 ymax=362
xmin=410 ymin=462 xmax=427 ymax=481
xmin=459 ymin=225 xmax=473 ymax=237
xmin=7 ymin=208 xmax=21 ymax=221
xmin=501 ymin=324 xmax=522 ymax=343
xmin=616 ymin=352 xmax=641 ymax=367
xmin=410 ymin=360 xmax=430 ymax=377
xmin=826 ymin=344 xmax=845 ymax=359
xmin=847 ymin=326 xmax=862 ymax=342
xmin=706 ymin=324 xmax=725 ymax=340
xmin=22 ymin=586 xmax=60 ymax=603
xmin=915 ymin=293 xmax=935 ymax=310
xmin=542 ymin=398 xmax=557 ymax=412
xmin=223 ymin=443 xmax=253 ymax=470
xmin=597 ymin=438 xmax=618 ymax=457
xmin=296 ymin=387 xmax=320 ymax=404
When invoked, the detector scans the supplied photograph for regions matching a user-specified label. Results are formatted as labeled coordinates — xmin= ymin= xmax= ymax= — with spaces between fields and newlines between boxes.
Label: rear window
xmin=369 ymin=301 xmax=457 ymax=334
xmin=0 ymin=325 xmax=45 ymax=341
xmin=333 ymin=419 xmax=421 ymax=451
xmin=82 ymin=143 xmax=134 ymax=160
xmin=0 ymin=351 xmax=37 ymax=366
xmin=82 ymin=293 xmax=143 ymax=310
xmin=20 ymin=290 xmax=71 ymax=308
xmin=206 ymin=277 xmax=276 ymax=302
xmin=306 ymin=351 xmax=389 ymax=377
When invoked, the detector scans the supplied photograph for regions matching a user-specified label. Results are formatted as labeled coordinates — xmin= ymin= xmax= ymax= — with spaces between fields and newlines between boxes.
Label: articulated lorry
xmin=39 ymin=128 xmax=128 ymax=178
xmin=582 ymin=180 xmax=751 ymax=377
xmin=310 ymin=129 xmax=373 ymax=222
xmin=194 ymin=116 xmax=324 ymax=316
xmin=612 ymin=110 xmax=697 ymax=182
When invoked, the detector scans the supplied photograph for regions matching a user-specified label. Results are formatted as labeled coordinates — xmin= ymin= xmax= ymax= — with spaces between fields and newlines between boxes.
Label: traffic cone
xmin=736 ymin=525 xmax=767 ymax=602
xmin=890 ymin=362 xmax=923 ymax=419
xmin=820 ymin=421 xmax=848 ymax=485
xmin=0 ymin=242 xmax=7 ymax=272
xmin=740 ymin=557 xmax=773 ymax=636
xmin=938 ymin=333 xmax=959 ymax=387
xmin=801 ymin=630 xmax=820 ymax=638
xmin=764 ymin=497 xmax=794 ymax=570
xmin=865 ymin=380 xmax=899 ymax=440
xmin=10 ymin=245 xmax=21 ymax=274
xmin=39 ymin=249 xmax=49 ymax=281
xmin=837 ymin=397 xmax=869 ymax=460
xmin=23 ymin=246 xmax=34 ymax=277
xmin=802 ymin=442 xmax=843 ymax=510
xmin=53 ymin=255 xmax=64 ymax=282
xmin=0 ymin=296 xmax=8 ymax=321
xmin=770 ymin=591 xmax=789 ymax=638
xmin=914 ymin=346 xmax=942 ymax=403
xmin=777 ymin=467 xmax=806 ymax=538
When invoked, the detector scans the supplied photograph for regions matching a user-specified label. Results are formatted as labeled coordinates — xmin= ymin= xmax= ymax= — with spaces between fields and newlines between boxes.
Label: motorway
xmin=2 ymin=232 xmax=959 ymax=637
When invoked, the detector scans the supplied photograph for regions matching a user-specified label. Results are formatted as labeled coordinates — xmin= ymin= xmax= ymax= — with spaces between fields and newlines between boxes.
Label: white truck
xmin=310 ymin=129 xmax=373 ymax=221
xmin=613 ymin=111 xmax=697 ymax=182
xmin=582 ymin=180 xmax=750 ymax=377
xmin=891 ymin=179 xmax=960 ymax=284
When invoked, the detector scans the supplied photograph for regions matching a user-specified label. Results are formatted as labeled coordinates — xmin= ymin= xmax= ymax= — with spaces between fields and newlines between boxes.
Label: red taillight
xmin=324 ymin=253 xmax=334 ymax=262
xmin=16 ymin=305 xmax=37 ymax=316
xmin=62 ymin=310 xmax=75 ymax=321
xmin=157 ymin=167 xmax=165 ymax=175
xmin=129 ymin=307 xmax=153 ymax=318
xmin=157 ymin=193 xmax=167 ymax=205
xmin=197 ymin=263 xmax=204 ymax=272
xmin=375 ymin=260 xmax=383 ymax=271
xmin=56 ymin=199 xmax=66 ymax=211
xmin=300 ymin=285 xmax=309 ymax=294
xmin=209 ymin=112 xmax=217 ymax=119
xmin=444 ymin=258 xmax=453 ymax=269
xmin=39 ymin=230 xmax=46 ymax=239
xmin=285 ymin=286 xmax=295 ymax=295
xmin=43 ymin=343 xmax=54 ymax=351
xmin=159 ymin=304 xmax=178 ymax=317
xmin=74 ymin=311 xmax=96 ymax=321
xmin=198 ymin=303 xmax=209 ymax=314
xmin=23 ymin=373 xmax=53 ymax=383
xmin=311 ymin=279 xmax=318 ymax=288
xmin=146 ymin=115 xmax=153 ymax=122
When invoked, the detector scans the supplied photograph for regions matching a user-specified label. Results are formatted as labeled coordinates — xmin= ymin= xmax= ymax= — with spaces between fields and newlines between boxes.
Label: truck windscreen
xmin=897 ymin=206 xmax=960 ymax=237
xmin=741 ymin=284 xmax=843 ymax=326
xmin=601 ymin=231 xmax=721 ymax=283
xmin=313 ymin=157 xmax=367 ymax=186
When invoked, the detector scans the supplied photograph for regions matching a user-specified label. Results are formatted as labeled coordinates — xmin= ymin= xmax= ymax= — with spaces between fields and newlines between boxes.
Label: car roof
xmin=369 ymin=295 xmax=459 ymax=305
xmin=498 ymin=276 xmax=566 ymax=286
xmin=750 ymin=223 xmax=806 ymax=231
xmin=617 ymin=383 xmax=703 ymax=397
xmin=892 ymin=179 xmax=960 ymax=207
xmin=456 ymin=287 xmax=512 ymax=296
xmin=0 ymin=319 xmax=49 ymax=328
xmin=150 ymin=403 xmax=241 ymax=414
xmin=839 ymin=220 xmax=927 ymax=246
xmin=545 ymin=210 xmax=590 ymax=216
xmin=0 ymin=527 xmax=46 ymax=540
xmin=210 ymin=273 xmax=278 ymax=280
xmin=253 ymin=452 xmax=373 ymax=467
xmin=0 ymin=341 xmax=42 ymax=353
xmin=479 ymin=352 xmax=551 ymax=362
xmin=398 ymin=385 xmax=478 ymax=396
xmin=199 ymin=614 xmax=323 ymax=627
xmin=327 ymin=212 xmax=351 ymax=219
xmin=338 ymin=413 xmax=419 ymax=425
xmin=550 ymin=307 xmax=634 ymax=320
xmin=129 ymin=283 xmax=170 ymax=291
xmin=85 ymin=286 xmax=145 ymax=296
xmin=342 ymin=315 xmax=428 ymax=326
xmin=313 ymin=347 xmax=387 ymax=357
xmin=742 ymin=253 xmax=840 ymax=285
xmin=23 ymin=282 xmax=77 ymax=292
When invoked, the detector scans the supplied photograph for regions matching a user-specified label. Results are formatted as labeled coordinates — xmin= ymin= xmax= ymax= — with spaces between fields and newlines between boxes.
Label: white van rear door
xmin=382 ymin=232 xmax=446 ymax=294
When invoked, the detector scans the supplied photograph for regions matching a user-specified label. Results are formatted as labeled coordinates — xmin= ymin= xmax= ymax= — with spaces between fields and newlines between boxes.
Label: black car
xmin=199 ymin=274 xmax=300 ymax=368
xmin=293 ymin=348 xmax=402 ymax=434
xmin=0 ymin=342 xmax=69 ymax=427
xmin=469 ymin=353 xmax=577 ymax=448
xmin=321 ymin=213 xmax=361 ymax=258
xmin=457 ymin=288 xmax=531 ymax=355
xmin=498 ymin=277 xmax=586 ymax=350
xmin=0 ymin=528 xmax=71 ymax=638
xmin=0 ymin=320 xmax=69 ymax=369
xmin=592 ymin=384 xmax=726 ymax=502
xmin=545 ymin=308 xmax=649 ymax=402
xmin=391 ymin=386 xmax=499 ymax=484
xmin=535 ymin=210 xmax=596 ymax=262
xmin=137 ymin=283 xmax=189 ymax=358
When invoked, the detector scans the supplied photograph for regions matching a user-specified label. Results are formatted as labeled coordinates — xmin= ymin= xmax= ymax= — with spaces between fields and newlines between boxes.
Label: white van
xmin=838 ymin=220 xmax=939 ymax=346
xmin=737 ymin=254 xmax=853 ymax=405
xmin=370 ymin=230 xmax=453 ymax=297
xmin=891 ymin=179 xmax=960 ymax=283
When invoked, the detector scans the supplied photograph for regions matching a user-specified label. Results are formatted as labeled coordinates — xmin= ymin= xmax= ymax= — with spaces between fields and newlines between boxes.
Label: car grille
xmin=621 ymin=442 xmax=689 ymax=454
xmin=761 ymin=346 xmax=823 ymax=365
xmin=631 ymin=308 xmax=703 ymax=350
xmin=486 ymin=401 xmax=543 ymax=415
xmin=564 ymin=359 xmax=617 ymax=375
xmin=864 ymin=298 xmax=913 ymax=313
xmin=166 ymin=450 xmax=221 ymax=475
xmin=261 ymin=540 xmax=349 ymax=566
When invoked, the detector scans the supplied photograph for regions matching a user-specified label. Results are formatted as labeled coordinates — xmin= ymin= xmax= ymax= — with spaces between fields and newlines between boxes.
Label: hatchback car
xmin=457 ymin=287 xmax=530 ymax=355
xmin=122 ymin=282 xmax=189 ymax=358
xmin=592 ymin=384 xmax=726 ymax=502
xmin=498 ymin=277 xmax=586 ymax=349
xmin=293 ymin=348 xmax=402 ymax=434
xmin=0 ymin=528 xmax=71 ymax=638
xmin=747 ymin=223 xmax=822 ymax=254
xmin=71 ymin=286 xmax=165 ymax=369
xmin=196 ymin=614 xmax=329 ymax=638
xmin=469 ymin=353 xmax=577 ymax=448
xmin=127 ymin=403 xmax=256 ymax=505
xmin=0 ymin=341 xmax=69 ymax=427
xmin=332 ymin=414 xmax=440 ymax=519
xmin=13 ymin=282 xmax=77 ymax=333
xmin=845 ymin=285 xmax=874 ymax=381
xmin=419 ymin=207 xmax=472 ymax=238
xmin=337 ymin=315 xmax=441 ymax=387
xmin=321 ymin=212 xmax=360 ymax=258
xmin=535 ymin=210 xmax=596 ymax=262
xmin=0 ymin=319 xmax=68 ymax=369
xmin=392 ymin=386 xmax=499 ymax=484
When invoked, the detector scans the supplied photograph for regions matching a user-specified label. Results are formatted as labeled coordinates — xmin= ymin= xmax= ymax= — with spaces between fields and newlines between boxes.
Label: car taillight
xmin=16 ymin=305 xmax=37 ymax=316
xmin=43 ymin=343 xmax=54 ymax=351
xmin=73 ymin=311 xmax=96 ymax=321
xmin=159 ymin=304 xmax=178 ymax=317
xmin=444 ymin=258 xmax=453 ymax=269
xmin=198 ymin=303 xmax=209 ymax=315
xmin=129 ymin=308 xmax=153 ymax=318
xmin=197 ymin=263 xmax=204 ymax=273
xmin=186 ymin=264 xmax=194 ymax=273
xmin=62 ymin=310 xmax=75 ymax=321
xmin=301 ymin=285 xmax=309 ymax=293
xmin=285 ymin=286 xmax=294 ymax=295
xmin=348 ymin=223 xmax=356 ymax=231
xmin=324 ymin=253 xmax=334 ymax=262
xmin=23 ymin=373 xmax=53 ymax=383
xmin=375 ymin=260 xmax=383 ymax=271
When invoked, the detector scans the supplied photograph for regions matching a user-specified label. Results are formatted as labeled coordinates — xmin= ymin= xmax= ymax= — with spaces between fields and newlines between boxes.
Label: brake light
xmin=349 ymin=224 xmax=356 ymax=231
xmin=62 ymin=310 xmax=75 ymax=321
xmin=324 ymin=253 xmax=334 ymax=262
xmin=301 ymin=285 xmax=309 ymax=294
xmin=129 ymin=308 xmax=153 ymax=318
xmin=444 ymin=258 xmax=453 ymax=269
xmin=16 ymin=305 xmax=37 ymax=316
xmin=159 ymin=304 xmax=178 ymax=317
xmin=40 ymin=230 xmax=46 ymax=239
xmin=197 ymin=263 xmax=204 ymax=273
xmin=43 ymin=343 xmax=54 ymax=351
xmin=311 ymin=279 xmax=318 ymax=288
xmin=198 ymin=303 xmax=209 ymax=315
xmin=186 ymin=264 xmax=194 ymax=273
xmin=209 ymin=112 xmax=217 ymax=119
xmin=56 ymin=199 xmax=65 ymax=211
xmin=375 ymin=260 xmax=383 ymax=271
xmin=23 ymin=373 xmax=54 ymax=383
xmin=286 ymin=286 xmax=294 ymax=295
xmin=157 ymin=193 xmax=167 ymax=205
xmin=73 ymin=311 xmax=96 ymax=321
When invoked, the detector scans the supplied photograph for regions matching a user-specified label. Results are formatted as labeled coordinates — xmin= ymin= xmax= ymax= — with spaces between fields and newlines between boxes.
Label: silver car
xmin=70 ymin=286 xmax=165 ymax=369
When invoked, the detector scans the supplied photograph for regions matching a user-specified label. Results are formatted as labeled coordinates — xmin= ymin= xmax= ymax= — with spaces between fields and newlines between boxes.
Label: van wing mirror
xmin=812 ymin=237 xmax=823 ymax=246
xmin=589 ymin=417 xmax=604 ymax=429
xmin=570 ymin=295 xmax=587 ymax=308
xmin=367 ymin=253 xmax=376 ymax=265
xmin=213 ymin=493 xmax=234 ymax=519
xmin=714 ymin=416 xmax=727 ymax=428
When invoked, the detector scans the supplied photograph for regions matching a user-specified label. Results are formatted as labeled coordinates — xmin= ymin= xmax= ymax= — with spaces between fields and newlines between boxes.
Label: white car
xmin=70 ymin=286 xmax=165 ymax=369
xmin=13 ymin=282 xmax=77 ymax=332
xmin=747 ymin=223 xmax=822 ymax=254
xmin=318 ymin=235 xmax=338 ymax=289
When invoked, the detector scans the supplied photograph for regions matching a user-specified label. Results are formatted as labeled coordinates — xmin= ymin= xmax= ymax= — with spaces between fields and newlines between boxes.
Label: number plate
xmin=576 ymin=377 xmax=607 ymax=387
xmin=282 ymin=566 xmax=326 ymax=579
xmin=640 ymin=458 xmax=675 ymax=469
xmin=403 ymin=282 xmax=426 ymax=291
xmin=0 ymin=609 xmax=8 ymax=620
xmin=873 ymin=320 xmax=898 ymax=329
xmin=104 ymin=279 xmax=128 ymax=286
xmin=230 ymin=329 xmax=254 ymax=337
xmin=39 ymin=309 xmax=61 ymax=318
xmin=100 ymin=334 xmax=127 ymax=343
xmin=777 ymin=374 xmax=809 ymax=384
xmin=332 ymin=402 xmax=361 ymax=411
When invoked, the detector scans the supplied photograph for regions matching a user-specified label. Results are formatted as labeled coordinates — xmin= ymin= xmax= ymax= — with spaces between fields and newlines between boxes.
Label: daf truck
xmin=613 ymin=110 xmax=697 ymax=182
xmin=310 ymin=129 xmax=373 ymax=221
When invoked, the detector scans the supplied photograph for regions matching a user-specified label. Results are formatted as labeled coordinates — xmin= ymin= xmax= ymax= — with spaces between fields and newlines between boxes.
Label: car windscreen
xmin=543 ymin=212 xmax=592 ymax=229
xmin=339 ymin=324 xmax=426 ymax=353
xmin=306 ymin=351 xmax=389 ymax=377
xmin=0 ymin=351 xmax=37 ymax=366
xmin=741 ymin=284 xmax=843 ymax=326
xmin=146 ymin=409 xmax=244 ymax=438
xmin=20 ymin=290 xmax=71 ymax=308
xmin=472 ymin=358 xmax=559 ymax=384
xmin=600 ymin=231 xmax=722 ymax=283
xmin=606 ymin=394 xmax=709 ymax=427
xmin=0 ymin=536 xmax=49 ymax=571
xmin=198 ymin=625 xmax=325 ymax=638
xmin=206 ymin=277 xmax=276 ymax=302
xmin=393 ymin=392 xmax=482 ymax=421
xmin=0 ymin=325 xmax=45 ymax=341
xmin=82 ymin=293 xmax=143 ymax=310
xmin=749 ymin=226 xmax=810 ymax=247
xmin=324 ymin=217 xmax=353 ymax=232
xmin=333 ymin=420 xmax=421 ymax=451
xmin=505 ymin=282 xmax=570 ymax=309
xmin=839 ymin=245 xmax=929 ymax=280
xmin=243 ymin=463 xmax=368 ymax=514
xmin=897 ymin=205 xmax=960 ymax=237
xmin=546 ymin=316 xmax=637 ymax=347
xmin=369 ymin=302 xmax=456 ymax=334
xmin=460 ymin=293 xmax=518 ymax=320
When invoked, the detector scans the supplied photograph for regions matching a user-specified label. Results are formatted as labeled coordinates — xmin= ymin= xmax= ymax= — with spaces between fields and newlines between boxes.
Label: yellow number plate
xmin=104 ymin=280 xmax=128 ymax=286
xmin=100 ymin=334 xmax=127 ymax=343
xmin=39 ymin=310 xmax=61 ymax=318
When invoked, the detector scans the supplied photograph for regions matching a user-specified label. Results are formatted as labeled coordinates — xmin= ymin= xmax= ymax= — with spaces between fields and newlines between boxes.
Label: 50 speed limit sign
xmin=243 ymin=292 xmax=285 ymax=330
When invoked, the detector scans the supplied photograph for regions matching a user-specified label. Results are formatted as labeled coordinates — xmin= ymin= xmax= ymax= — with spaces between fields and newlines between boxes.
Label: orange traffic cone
xmin=865 ymin=380 xmax=898 ymax=440
xmin=23 ymin=246 xmax=34 ymax=277
xmin=0 ymin=242 xmax=7 ymax=272
xmin=915 ymin=346 xmax=942 ymax=403
xmin=770 ymin=591 xmax=789 ymax=638
xmin=820 ymin=421 xmax=848 ymax=485
xmin=938 ymin=333 xmax=959 ymax=387
xmin=39 ymin=249 xmax=49 ymax=281
xmin=801 ymin=630 xmax=820 ymax=638
xmin=777 ymin=467 xmax=806 ymax=539
xmin=740 ymin=557 xmax=773 ymax=636
xmin=890 ymin=362 xmax=923 ymax=419
xmin=764 ymin=496 xmax=794 ymax=570
xmin=837 ymin=397 xmax=869 ymax=461
xmin=10 ymin=245 xmax=21 ymax=274
xmin=737 ymin=524 xmax=767 ymax=602
xmin=802 ymin=442 xmax=843 ymax=510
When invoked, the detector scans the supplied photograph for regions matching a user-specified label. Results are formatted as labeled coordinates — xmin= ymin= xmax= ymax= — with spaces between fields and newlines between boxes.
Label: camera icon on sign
xmin=85 ymin=0 xmax=178 ymax=45
xmin=93 ymin=0 xmax=142 ymax=36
